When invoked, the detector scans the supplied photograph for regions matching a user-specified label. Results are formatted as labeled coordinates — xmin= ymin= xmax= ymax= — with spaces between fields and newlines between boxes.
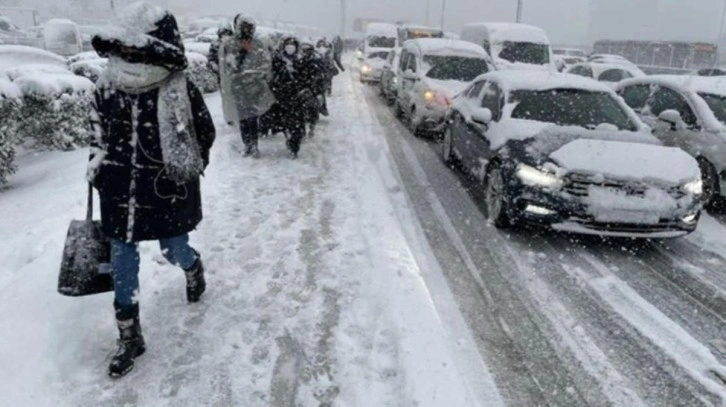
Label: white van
xmin=43 ymin=19 xmax=82 ymax=57
xmin=460 ymin=23 xmax=554 ymax=71
xmin=365 ymin=22 xmax=397 ymax=53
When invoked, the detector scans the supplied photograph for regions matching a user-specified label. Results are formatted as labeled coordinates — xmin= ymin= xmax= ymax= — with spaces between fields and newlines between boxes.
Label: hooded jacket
xmin=219 ymin=14 xmax=275 ymax=122
xmin=89 ymin=3 xmax=216 ymax=242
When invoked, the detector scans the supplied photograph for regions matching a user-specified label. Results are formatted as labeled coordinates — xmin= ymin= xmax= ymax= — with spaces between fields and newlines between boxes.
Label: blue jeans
xmin=111 ymin=234 xmax=198 ymax=309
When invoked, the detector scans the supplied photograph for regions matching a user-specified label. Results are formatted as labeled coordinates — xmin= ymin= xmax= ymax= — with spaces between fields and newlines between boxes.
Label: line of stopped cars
xmin=358 ymin=22 xmax=724 ymax=239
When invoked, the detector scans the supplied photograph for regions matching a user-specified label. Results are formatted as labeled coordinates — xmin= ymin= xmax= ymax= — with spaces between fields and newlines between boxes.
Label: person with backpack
xmin=88 ymin=2 xmax=215 ymax=377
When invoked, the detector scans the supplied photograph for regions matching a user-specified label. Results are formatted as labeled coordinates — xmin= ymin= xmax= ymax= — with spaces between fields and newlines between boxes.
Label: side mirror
xmin=471 ymin=108 xmax=493 ymax=125
xmin=658 ymin=109 xmax=685 ymax=130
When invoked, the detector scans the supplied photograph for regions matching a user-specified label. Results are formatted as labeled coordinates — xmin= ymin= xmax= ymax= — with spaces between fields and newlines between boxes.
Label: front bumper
xmin=511 ymin=183 xmax=700 ymax=238
xmin=415 ymin=105 xmax=448 ymax=132
xmin=360 ymin=69 xmax=383 ymax=82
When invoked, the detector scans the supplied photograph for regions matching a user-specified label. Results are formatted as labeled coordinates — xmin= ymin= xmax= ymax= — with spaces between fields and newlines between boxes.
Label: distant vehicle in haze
xmin=42 ymin=19 xmax=82 ymax=57
xmin=553 ymin=47 xmax=587 ymax=58
xmin=365 ymin=22 xmax=397 ymax=53
xmin=460 ymin=23 xmax=555 ymax=71
xmin=360 ymin=49 xmax=390 ymax=84
xmin=592 ymin=40 xmax=718 ymax=75
xmin=396 ymin=24 xmax=444 ymax=47
xmin=567 ymin=62 xmax=645 ymax=88
xmin=554 ymin=55 xmax=586 ymax=72
xmin=395 ymin=38 xmax=492 ymax=137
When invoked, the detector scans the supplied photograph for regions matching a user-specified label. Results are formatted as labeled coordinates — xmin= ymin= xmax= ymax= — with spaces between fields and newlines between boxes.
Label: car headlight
xmin=683 ymin=178 xmax=703 ymax=195
xmin=424 ymin=90 xmax=435 ymax=103
xmin=392 ymin=76 xmax=398 ymax=85
xmin=516 ymin=164 xmax=563 ymax=189
xmin=361 ymin=64 xmax=371 ymax=73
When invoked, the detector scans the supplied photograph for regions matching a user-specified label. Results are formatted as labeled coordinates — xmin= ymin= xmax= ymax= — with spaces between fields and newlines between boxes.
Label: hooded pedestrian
xmin=298 ymin=42 xmax=328 ymax=136
xmin=88 ymin=2 xmax=216 ymax=378
xmin=220 ymin=14 xmax=275 ymax=157
xmin=208 ymin=26 xmax=233 ymax=82
xmin=269 ymin=35 xmax=308 ymax=158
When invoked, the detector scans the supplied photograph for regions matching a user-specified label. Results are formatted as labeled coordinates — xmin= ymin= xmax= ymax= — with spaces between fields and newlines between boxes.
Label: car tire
xmin=441 ymin=126 xmax=457 ymax=166
xmin=485 ymin=163 xmax=514 ymax=229
xmin=394 ymin=100 xmax=404 ymax=119
xmin=698 ymin=157 xmax=722 ymax=211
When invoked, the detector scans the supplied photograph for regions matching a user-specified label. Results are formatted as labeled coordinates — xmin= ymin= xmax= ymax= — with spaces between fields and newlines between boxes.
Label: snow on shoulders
xmin=119 ymin=1 xmax=167 ymax=34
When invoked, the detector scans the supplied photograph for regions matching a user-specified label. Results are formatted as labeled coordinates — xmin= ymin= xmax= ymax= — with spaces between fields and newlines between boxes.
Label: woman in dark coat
xmin=269 ymin=35 xmax=307 ymax=158
xmin=87 ymin=2 xmax=215 ymax=378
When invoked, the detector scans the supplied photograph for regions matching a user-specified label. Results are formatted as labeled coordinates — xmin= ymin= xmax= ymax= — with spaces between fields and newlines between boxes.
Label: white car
xmin=442 ymin=71 xmax=703 ymax=237
xmin=360 ymin=50 xmax=390 ymax=83
xmin=0 ymin=45 xmax=66 ymax=72
xmin=567 ymin=62 xmax=645 ymax=88
xmin=617 ymin=75 xmax=726 ymax=208
xmin=395 ymin=38 xmax=493 ymax=137
xmin=460 ymin=23 xmax=555 ymax=71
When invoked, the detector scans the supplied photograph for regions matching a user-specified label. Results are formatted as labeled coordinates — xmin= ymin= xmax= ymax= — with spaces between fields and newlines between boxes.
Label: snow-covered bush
xmin=13 ymin=72 xmax=94 ymax=150
xmin=70 ymin=58 xmax=107 ymax=83
xmin=185 ymin=52 xmax=218 ymax=93
xmin=0 ymin=78 xmax=21 ymax=185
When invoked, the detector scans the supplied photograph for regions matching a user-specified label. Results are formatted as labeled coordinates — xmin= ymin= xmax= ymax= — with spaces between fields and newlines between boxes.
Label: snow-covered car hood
xmin=549 ymin=138 xmax=700 ymax=185
xmin=423 ymin=78 xmax=469 ymax=98
xmin=363 ymin=58 xmax=387 ymax=70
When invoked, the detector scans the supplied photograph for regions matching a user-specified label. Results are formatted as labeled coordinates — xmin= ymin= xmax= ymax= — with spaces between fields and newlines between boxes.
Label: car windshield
xmin=367 ymin=51 xmax=389 ymax=60
xmin=367 ymin=36 xmax=395 ymax=48
xmin=423 ymin=55 xmax=488 ymax=81
xmin=510 ymin=89 xmax=637 ymax=131
xmin=699 ymin=92 xmax=726 ymax=124
xmin=498 ymin=41 xmax=550 ymax=65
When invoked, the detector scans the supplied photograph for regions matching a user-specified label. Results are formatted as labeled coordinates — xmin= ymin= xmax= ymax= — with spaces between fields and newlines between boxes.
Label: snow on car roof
xmin=620 ymin=74 xmax=726 ymax=96
xmin=476 ymin=70 xmax=614 ymax=93
xmin=572 ymin=62 xmax=645 ymax=78
xmin=0 ymin=45 xmax=66 ymax=71
xmin=406 ymin=38 xmax=489 ymax=58
xmin=461 ymin=22 xmax=549 ymax=44
xmin=366 ymin=22 xmax=397 ymax=36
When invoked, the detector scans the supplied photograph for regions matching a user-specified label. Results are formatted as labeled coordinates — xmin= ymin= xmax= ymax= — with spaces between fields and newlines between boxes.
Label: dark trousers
xmin=286 ymin=118 xmax=305 ymax=154
xmin=240 ymin=117 xmax=259 ymax=147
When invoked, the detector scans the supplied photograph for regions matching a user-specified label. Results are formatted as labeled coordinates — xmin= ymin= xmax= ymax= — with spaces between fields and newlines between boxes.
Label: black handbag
xmin=57 ymin=183 xmax=113 ymax=296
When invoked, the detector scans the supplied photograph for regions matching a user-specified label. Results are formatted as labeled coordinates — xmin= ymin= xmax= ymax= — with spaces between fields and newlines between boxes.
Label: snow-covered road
xmin=0 ymin=73 xmax=502 ymax=406
xmin=5 ymin=68 xmax=726 ymax=406
xmin=361 ymin=81 xmax=726 ymax=406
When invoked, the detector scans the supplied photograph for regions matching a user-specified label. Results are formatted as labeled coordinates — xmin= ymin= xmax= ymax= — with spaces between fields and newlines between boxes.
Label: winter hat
xmin=92 ymin=2 xmax=187 ymax=72
xmin=278 ymin=35 xmax=299 ymax=53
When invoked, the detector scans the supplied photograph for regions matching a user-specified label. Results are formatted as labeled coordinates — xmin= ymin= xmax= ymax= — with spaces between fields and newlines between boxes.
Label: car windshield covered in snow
xmin=510 ymin=89 xmax=637 ymax=131
xmin=367 ymin=36 xmax=395 ymax=49
xmin=699 ymin=92 xmax=726 ymax=125
xmin=423 ymin=55 xmax=489 ymax=81
xmin=498 ymin=41 xmax=550 ymax=65
xmin=367 ymin=51 xmax=389 ymax=60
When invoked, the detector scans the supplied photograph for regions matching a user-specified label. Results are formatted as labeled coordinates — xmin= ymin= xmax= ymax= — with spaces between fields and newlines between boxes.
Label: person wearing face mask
xmin=88 ymin=2 xmax=216 ymax=377
xmin=269 ymin=36 xmax=308 ymax=158
xmin=316 ymin=38 xmax=337 ymax=96
xmin=220 ymin=14 xmax=275 ymax=157
xmin=297 ymin=42 xmax=327 ymax=137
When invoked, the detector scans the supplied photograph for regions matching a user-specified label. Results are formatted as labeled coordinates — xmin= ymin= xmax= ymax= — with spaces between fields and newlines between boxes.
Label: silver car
xmin=617 ymin=75 xmax=726 ymax=208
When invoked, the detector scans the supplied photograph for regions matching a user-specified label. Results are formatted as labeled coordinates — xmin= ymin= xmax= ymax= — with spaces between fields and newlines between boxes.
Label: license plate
xmin=595 ymin=209 xmax=660 ymax=225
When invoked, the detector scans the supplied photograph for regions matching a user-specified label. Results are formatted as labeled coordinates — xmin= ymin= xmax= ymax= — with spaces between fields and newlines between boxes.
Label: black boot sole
xmin=108 ymin=346 xmax=146 ymax=378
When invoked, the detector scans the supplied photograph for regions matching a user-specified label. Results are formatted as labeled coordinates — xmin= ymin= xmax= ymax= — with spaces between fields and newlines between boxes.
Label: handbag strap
xmin=86 ymin=183 xmax=94 ymax=221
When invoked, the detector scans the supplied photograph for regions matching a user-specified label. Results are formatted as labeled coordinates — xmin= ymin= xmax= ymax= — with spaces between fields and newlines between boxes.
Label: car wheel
xmin=441 ymin=126 xmax=457 ymax=166
xmin=699 ymin=158 xmax=723 ymax=211
xmin=394 ymin=101 xmax=404 ymax=118
xmin=410 ymin=106 xmax=424 ymax=137
xmin=485 ymin=163 xmax=513 ymax=228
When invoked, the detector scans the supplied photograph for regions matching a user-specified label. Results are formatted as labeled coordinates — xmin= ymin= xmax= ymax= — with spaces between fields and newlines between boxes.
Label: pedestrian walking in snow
xmin=316 ymin=38 xmax=338 ymax=96
xmin=269 ymin=36 xmax=309 ymax=158
xmin=332 ymin=35 xmax=346 ymax=73
xmin=208 ymin=26 xmax=233 ymax=83
xmin=220 ymin=14 xmax=275 ymax=158
xmin=88 ymin=2 xmax=216 ymax=378
xmin=298 ymin=42 xmax=328 ymax=137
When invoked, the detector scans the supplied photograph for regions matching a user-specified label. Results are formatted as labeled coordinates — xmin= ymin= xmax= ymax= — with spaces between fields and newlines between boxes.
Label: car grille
xmin=571 ymin=218 xmax=686 ymax=233
xmin=563 ymin=174 xmax=684 ymax=199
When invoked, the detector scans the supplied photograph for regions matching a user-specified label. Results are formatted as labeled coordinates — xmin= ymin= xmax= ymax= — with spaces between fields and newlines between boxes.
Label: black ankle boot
xmin=185 ymin=256 xmax=206 ymax=303
xmin=109 ymin=303 xmax=145 ymax=378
